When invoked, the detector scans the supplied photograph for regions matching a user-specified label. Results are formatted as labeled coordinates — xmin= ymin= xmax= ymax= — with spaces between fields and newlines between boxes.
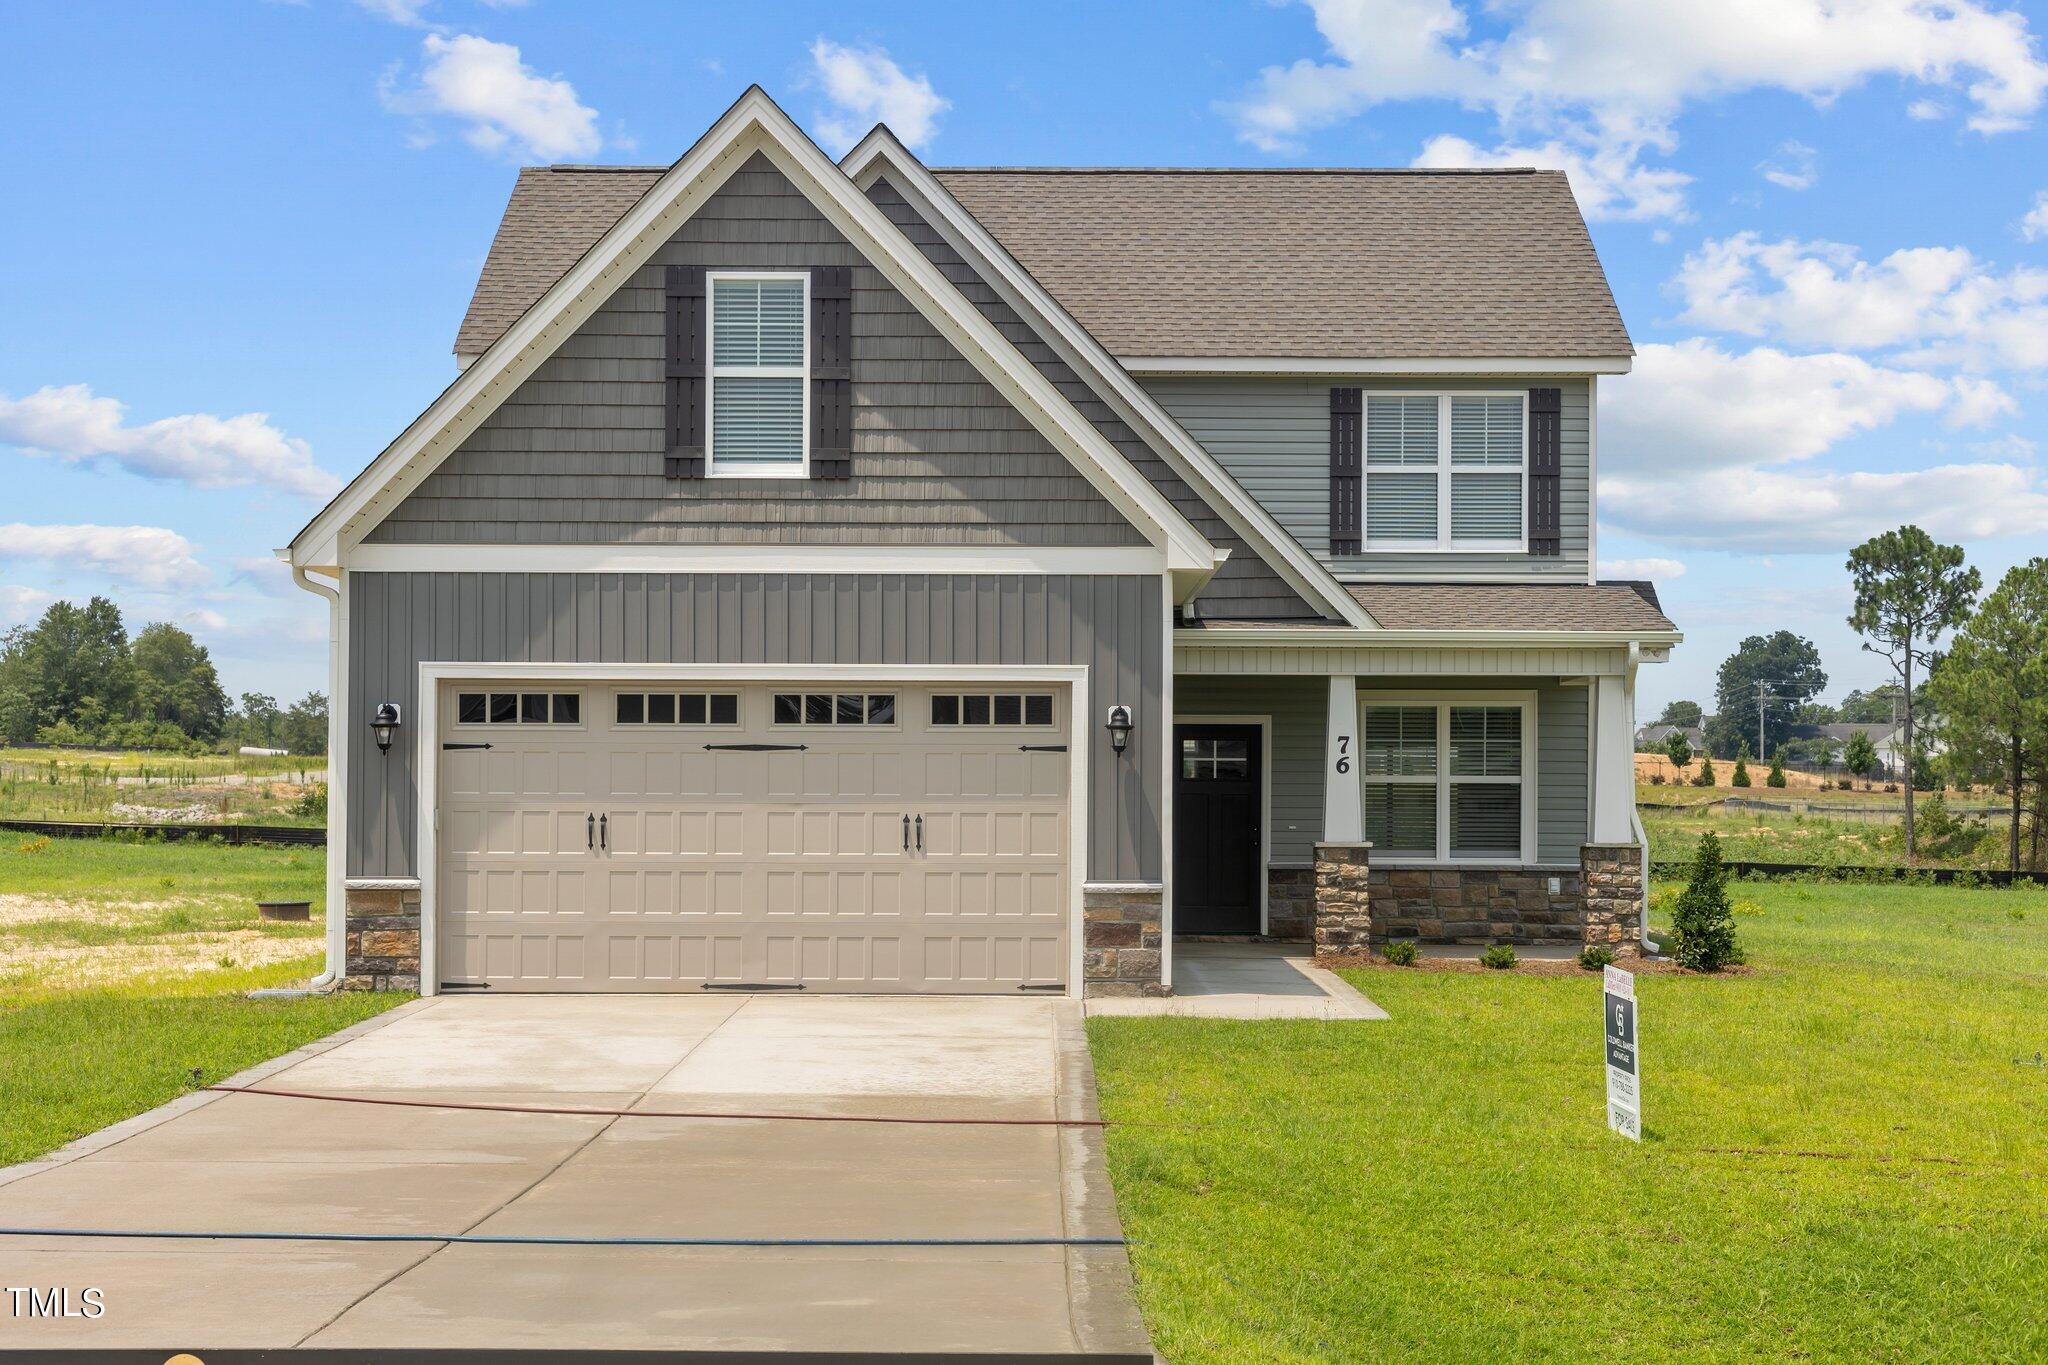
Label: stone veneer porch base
xmin=1083 ymin=885 xmax=1169 ymax=998
xmin=343 ymin=884 xmax=421 ymax=991
xmin=1303 ymin=845 xmax=1644 ymax=958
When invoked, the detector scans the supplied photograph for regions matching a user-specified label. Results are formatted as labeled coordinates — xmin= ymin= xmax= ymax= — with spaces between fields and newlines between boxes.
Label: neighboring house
xmin=286 ymin=89 xmax=1679 ymax=998
xmin=1635 ymin=723 xmax=1704 ymax=752
xmin=1816 ymin=721 xmax=1940 ymax=777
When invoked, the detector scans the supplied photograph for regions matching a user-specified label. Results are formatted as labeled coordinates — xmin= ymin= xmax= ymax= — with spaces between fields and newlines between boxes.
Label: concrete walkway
xmin=1087 ymin=942 xmax=1388 ymax=1020
xmin=0 ymin=995 xmax=1150 ymax=1357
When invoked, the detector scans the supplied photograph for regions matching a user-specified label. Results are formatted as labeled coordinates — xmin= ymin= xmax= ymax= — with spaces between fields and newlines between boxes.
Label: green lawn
xmin=1090 ymin=881 xmax=2048 ymax=1362
xmin=1642 ymin=799 xmax=2008 ymax=869
xmin=0 ymin=836 xmax=407 ymax=1165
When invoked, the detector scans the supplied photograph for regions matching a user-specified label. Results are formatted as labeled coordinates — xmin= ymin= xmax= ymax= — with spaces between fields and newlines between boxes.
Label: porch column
xmin=1590 ymin=672 xmax=1635 ymax=844
xmin=1325 ymin=674 xmax=1362 ymax=842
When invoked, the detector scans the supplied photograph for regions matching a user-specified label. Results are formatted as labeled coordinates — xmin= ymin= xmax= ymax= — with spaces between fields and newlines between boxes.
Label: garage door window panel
xmin=615 ymin=692 xmax=742 ymax=727
xmin=457 ymin=691 xmax=584 ymax=727
xmin=930 ymin=693 xmax=1059 ymax=727
xmin=772 ymin=693 xmax=898 ymax=727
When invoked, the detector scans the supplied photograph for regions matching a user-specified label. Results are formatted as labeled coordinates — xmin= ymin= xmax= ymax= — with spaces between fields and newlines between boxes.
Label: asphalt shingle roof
xmin=452 ymin=164 xmax=1632 ymax=362
xmin=1342 ymin=581 xmax=1676 ymax=633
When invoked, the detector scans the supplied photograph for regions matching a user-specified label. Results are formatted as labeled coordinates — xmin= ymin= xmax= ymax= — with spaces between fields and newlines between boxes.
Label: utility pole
xmin=1756 ymin=679 xmax=1769 ymax=762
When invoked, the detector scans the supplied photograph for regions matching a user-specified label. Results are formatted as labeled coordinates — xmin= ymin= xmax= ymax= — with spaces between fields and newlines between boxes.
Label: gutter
xmin=1174 ymin=627 xmax=1682 ymax=648
xmin=286 ymin=558 xmax=345 ymax=991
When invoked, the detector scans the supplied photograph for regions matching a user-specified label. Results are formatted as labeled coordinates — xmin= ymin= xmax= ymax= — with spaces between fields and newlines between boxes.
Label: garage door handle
xmin=915 ymin=814 xmax=923 ymax=852
xmin=587 ymin=813 xmax=595 ymax=851
xmin=902 ymin=814 xmax=911 ymax=852
xmin=599 ymin=813 xmax=608 ymax=851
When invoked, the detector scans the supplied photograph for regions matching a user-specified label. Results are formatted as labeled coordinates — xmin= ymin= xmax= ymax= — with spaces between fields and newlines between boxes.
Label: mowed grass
xmin=0 ymin=836 xmax=407 ymax=1165
xmin=0 ymin=958 xmax=403 ymax=1166
xmin=1089 ymin=881 xmax=2048 ymax=1362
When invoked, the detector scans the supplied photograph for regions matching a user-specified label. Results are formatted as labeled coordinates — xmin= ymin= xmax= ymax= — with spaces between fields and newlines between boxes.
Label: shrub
xmin=1478 ymin=944 xmax=1518 ymax=970
xmin=16 ymin=836 xmax=51 ymax=854
xmin=1380 ymin=939 xmax=1418 ymax=966
xmin=1732 ymin=742 xmax=1752 ymax=787
xmin=1671 ymin=831 xmax=1740 ymax=971
xmin=1732 ymin=898 xmax=1766 ymax=917
xmin=1578 ymin=944 xmax=1617 ymax=970
xmin=1766 ymin=753 xmax=1787 ymax=788
xmin=1648 ymin=772 xmax=1665 ymax=785
xmin=1693 ymin=755 xmax=1717 ymax=787
xmin=292 ymin=782 xmax=328 ymax=821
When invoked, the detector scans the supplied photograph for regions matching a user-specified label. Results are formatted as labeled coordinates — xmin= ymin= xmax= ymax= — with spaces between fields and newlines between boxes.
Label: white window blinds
xmin=1362 ymin=394 xmax=1527 ymax=548
xmin=709 ymin=276 xmax=806 ymax=470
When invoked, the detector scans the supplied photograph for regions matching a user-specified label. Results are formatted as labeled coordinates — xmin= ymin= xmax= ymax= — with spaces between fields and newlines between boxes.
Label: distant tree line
xmin=1646 ymin=526 xmax=2048 ymax=868
xmin=0 ymin=596 xmax=326 ymax=754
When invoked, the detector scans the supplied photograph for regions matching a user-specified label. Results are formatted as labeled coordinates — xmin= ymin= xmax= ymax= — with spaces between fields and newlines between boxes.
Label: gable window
xmin=1360 ymin=695 xmax=1535 ymax=862
xmin=1363 ymin=394 xmax=1526 ymax=551
xmin=707 ymin=272 xmax=807 ymax=477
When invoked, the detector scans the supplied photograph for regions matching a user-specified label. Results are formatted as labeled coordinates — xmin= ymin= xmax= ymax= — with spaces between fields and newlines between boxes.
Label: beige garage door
xmin=435 ymin=682 xmax=1071 ymax=993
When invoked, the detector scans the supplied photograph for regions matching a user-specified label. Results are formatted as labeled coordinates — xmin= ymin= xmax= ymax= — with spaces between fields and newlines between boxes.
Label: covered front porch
xmin=1170 ymin=625 xmax=1656 ymax=957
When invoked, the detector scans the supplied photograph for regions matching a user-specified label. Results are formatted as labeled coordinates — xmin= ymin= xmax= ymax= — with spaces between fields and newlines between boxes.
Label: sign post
xmin=1603 ymin=965 xmax=1641 ymax=1141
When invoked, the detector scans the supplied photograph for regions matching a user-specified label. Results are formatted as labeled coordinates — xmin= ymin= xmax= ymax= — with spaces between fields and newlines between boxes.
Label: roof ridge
xmin=932 ymin=166 xmax=1544 ymax=176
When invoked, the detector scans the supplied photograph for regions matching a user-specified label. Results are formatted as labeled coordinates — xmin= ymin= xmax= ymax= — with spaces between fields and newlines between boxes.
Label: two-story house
xmin=285 ymin=88 xmax=1678 ymax=998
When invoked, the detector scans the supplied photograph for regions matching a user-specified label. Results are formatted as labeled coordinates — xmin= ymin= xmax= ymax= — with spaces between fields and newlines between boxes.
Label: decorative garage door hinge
xmin=441 ymin=742 xmax=492 ymax=751
xmin=702 ymin=743 xmax=809 ymax=752
xmin=1018 ymin=744 xmax=1068 ymax=752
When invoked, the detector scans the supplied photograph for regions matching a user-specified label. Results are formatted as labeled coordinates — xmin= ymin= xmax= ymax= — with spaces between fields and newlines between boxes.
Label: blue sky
xmin=4 ymin=1 xmax=2048 ymax=719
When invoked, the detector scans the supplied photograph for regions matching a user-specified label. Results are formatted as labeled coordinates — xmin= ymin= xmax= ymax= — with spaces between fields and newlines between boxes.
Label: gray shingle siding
xmin=367 ymin=154 xmax=1144 ymax=546
xmin=1144 ymin=375 xmax=1592 ymax=581
xmin=1175 ymin=675 xmax=1588 ymax=866
xmin=346 ymin=571 xmax=1164 ymax=884
xmin=867 ymin=176 xmax=1327 ymax=621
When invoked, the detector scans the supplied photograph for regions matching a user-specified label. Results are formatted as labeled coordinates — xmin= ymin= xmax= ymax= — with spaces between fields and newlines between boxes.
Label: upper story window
xmin=708 ymin=273 xmax=807 ymax=477
xmin=1364 ymin=394 xmax=1525 ymax=551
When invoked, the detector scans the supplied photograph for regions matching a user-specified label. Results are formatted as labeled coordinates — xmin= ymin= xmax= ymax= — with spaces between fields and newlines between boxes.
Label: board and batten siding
xmin=366 ymin=154 xmax=1142 ymax=547
xmin=867 ymin=176 xmax=1327 ymax=621
xmin=1145 ymin=376 xmax=1592 ymax=581
xmin=347 ymin=571 xmax=1164 ymax=884
xmin=1175 ymin=674 xmax=1587 ymax=866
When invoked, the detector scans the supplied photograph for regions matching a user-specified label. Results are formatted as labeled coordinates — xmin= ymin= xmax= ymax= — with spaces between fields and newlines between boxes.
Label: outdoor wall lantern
xmin=370 ymin=702 xmax=402 ymax=754
xmin=1105 ymin=704 xmax=1134 ymax=756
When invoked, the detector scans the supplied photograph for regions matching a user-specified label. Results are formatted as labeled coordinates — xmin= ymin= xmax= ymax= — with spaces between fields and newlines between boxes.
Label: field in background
xmin=0 ymin=747 xmax=325 ymax=827
xmin=1091 ymin=879 xmax=2048 ymax=1361
xmin=1639 ymin=781 xmax=2012 ymax=869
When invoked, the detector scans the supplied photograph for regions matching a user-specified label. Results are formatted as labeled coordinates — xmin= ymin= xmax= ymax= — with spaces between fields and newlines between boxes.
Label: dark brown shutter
xmin=663 ymin=265 xmax=707 ymax=479
xmin=810 ymin=265 xmax=852 ymax=480
xmin=1528 ymin=386 xmax=1561 ymax=556
xmin=1329 ymin=387 xmax=1362 ymax=556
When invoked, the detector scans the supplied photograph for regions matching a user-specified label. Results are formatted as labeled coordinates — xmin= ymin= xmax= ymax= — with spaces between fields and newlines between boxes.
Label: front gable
xmin=290 ymin=89 xmax=1216 ymax=580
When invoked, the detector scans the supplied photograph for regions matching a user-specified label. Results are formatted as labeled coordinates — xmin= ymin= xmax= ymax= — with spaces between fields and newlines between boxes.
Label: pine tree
xmin=1732 ymin=741 xmax=1752 ymax=787
xmin=1693 ymin=754 xmax=1717 ymax=787
xmin=1671 ymin=831 xmax=1739 ymax=971
xmin=1766 ymin=752 xmax=1787 ymax=788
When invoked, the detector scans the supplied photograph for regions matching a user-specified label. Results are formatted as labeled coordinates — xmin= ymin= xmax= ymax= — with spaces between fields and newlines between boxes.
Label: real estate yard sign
xmin=1604 ymin=965 xmax=1641 ymax=1141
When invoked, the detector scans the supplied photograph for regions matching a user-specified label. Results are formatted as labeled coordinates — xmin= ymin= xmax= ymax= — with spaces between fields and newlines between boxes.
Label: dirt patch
xmin=1635 ymin=754 xmax=1831 ymax=790
xmin=1316 ymin=951 xmax=1754 ymax=978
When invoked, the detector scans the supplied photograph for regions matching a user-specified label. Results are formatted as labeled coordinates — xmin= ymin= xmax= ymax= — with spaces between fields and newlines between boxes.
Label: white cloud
xmin=1672 ymin=232 xmax=2048 ymax=371
xmin=2020 ymin=189 xmax=2048 ymax=241
xmin=0 ymin=384 xmax=338 ymax=499
xmin=0 ymin=584 xmax=54 ymax=629
xmin=808 ymin=39 xmax=949 ymax=153
xmin=1599 ymin=340 xmax=2038 ymax=549
xmin=1598 ymin=557 xmax=1686 ymax=581
xmin=1758 ymin=140 xmax=1818 ymax=191
xmin=1908 ymin=98 xmax=1949 ymax=119
xmin=0 ymin=525 xmax=211 ymax=591
xmin=382 ymin=34 xmax=601 ymax=161
xmin=1229 ymin=0 xmax=2048 ymax=218
xmin=354 ymin=0 xmax=431 ymax=24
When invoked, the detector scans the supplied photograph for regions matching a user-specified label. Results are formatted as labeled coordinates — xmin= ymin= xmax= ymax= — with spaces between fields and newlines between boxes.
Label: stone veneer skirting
xmin=1305 ymin=844 xmax=1644 ymax=956
xmin=1083 ymin=885 xmax=1168 ymax=998
xmin=344 ymin=884 xmax=421 ymax=991
xmin=1267 ymin=867 xmax=1315 ymax=940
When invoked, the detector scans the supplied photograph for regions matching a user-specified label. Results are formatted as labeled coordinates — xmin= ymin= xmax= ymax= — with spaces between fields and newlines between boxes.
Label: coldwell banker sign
xmin=1603 ymin=965 xmax=1641 ymax=1141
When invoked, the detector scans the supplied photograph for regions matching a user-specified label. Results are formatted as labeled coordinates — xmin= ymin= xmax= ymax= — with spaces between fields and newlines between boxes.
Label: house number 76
xmin=1334 ymin=735 xmax=1351 ymax=774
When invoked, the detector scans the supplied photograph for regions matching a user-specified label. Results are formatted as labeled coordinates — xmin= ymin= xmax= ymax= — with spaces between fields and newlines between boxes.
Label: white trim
xmin=289 ymin=564 xmax=346 ymax=987
xmin=413 ymin=661 xmax=1091 ymax=1000
xmin=344 ymin=543 xmax=1169 ymax=576
xmin=292 ymin=89 xmax=1217 ymax=577
xmin=344 ymin=878 xmax=421 ymax=890
xmin=1118 ymin=356 xmax=1634 ymax=376
xmin=1159 ymin=576 xmax=1175 ymax=987
xmin=1176 ymin=627 xmax=1682 ymax=648
xmin=1587 ymin=374 xmax=1599 ymax=586
xmin=1170 ymin=712 xmax=1272 ymax=936
xmin=1361 ymin=391 xmax=1528 ymax=554
xmin=841 ymin=132 xmax=1374 ymax=631
xmin=1084 ymin=881 xmax=1166 ymax=893
xmin=705 ymin=269 xmax=811 ymax=478
xmin=1357 ymin=689 xmax=1540 ymax=865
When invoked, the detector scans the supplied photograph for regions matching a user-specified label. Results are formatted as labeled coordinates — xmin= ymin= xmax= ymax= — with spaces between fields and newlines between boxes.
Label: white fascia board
xmin=1174 ymin=627 xmax=1683 ymax=648
xmin=1120 ymin=356 xmax=1634 ymax=376
xmin=842 ymin=130 xmax=1375 ymax=632
xmin=292 ymin=88 xmax=1216 ymax=577
xmin=347 ymin=543 xmax=1167 ymax=576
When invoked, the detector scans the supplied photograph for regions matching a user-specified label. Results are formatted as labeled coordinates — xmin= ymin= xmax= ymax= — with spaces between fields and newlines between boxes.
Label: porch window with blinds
xmin=1363 ymin=394 xmax=1526 ymax=549
xmin=708 ymin=273 xmax=807 ymax=475
xmin=1362 ymin=698 xmax=1533 ymax=861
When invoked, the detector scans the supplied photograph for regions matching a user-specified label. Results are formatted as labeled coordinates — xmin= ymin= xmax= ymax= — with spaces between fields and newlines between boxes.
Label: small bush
xmin=1732 ymin=898 xmax=1766 ymax=917
xmin=1578 ymin=944 xmax=1617 ymax=970
xmin=1479 ymin=944 xmax=1518 ymax=970
xmin=1732 ymin=742 xmax=1752 ymax=787
xmin=1671 ymin=831 xmax=1740 ymax=972
xmin=1766 ymin=753 xmax=1787 ymax=787
xmin=16 ymin=836 xmax=52 ymax=854
xmin=1693 ymin=755 xmax=1717 ymax=787
xmin=1380 ymin=940 xmax=1418 ymax=966
xmin=1648 ymin=772 xmax=1665 ymax=785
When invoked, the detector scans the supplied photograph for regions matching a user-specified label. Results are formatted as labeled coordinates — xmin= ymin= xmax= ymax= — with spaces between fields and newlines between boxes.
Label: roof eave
xmin=1120 ymin=355 xmax=1634 ymax=376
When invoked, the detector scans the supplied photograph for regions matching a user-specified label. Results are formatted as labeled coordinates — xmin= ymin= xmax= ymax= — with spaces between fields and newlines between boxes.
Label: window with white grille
xmin=1361 ymin=696 xmax=1534 ymax=861
xmin=1364 ymin=394 xmax=1526 ymax=550
xmin=707 ymin=273 xmax=807 ymax=475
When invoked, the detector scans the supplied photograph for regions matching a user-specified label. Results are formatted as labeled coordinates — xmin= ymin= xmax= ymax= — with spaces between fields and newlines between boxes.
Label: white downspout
xmin=290 ymin=563 xmax=346 ymax=990
xmin=1625 ymin=642 xmax=1652 ymax=954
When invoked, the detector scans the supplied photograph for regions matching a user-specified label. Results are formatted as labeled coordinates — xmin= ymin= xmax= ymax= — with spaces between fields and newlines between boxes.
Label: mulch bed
xmin=1315 ymin=952 xmax=1754 ymax=978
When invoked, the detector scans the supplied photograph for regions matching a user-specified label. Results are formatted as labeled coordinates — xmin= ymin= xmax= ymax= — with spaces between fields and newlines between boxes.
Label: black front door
xmin=1173 ymin=723 xmax=1263 ymax=934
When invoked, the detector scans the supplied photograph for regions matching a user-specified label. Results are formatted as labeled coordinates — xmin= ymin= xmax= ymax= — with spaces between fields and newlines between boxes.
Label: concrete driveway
xmin=0 ymin=995 xmax=1150 ymax=1357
